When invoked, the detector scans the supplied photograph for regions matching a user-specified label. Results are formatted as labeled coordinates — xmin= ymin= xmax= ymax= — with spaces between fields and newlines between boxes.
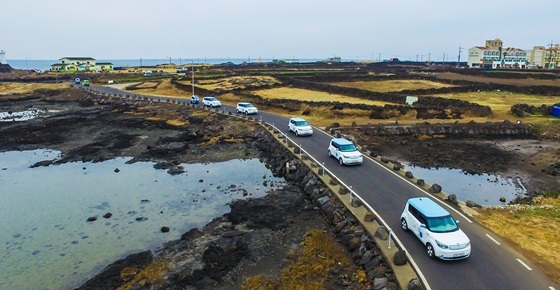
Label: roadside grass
xmin=0 ymin=82 xmax=68 ymax=95
xmin=241 ymin=229 xmax=366 ymax=290
xmin=474 ymin=196 xmax=560 ymax=285
xmin=331 ymin=79 xmax=455 ymax=92
xmin=124 ymin=79 xmax=190 ymax=98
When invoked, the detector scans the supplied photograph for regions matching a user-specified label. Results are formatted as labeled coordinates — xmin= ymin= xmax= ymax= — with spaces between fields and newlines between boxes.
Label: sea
xmin=0 ymin=149 xmax=286 ymax=290
xmin=5 ymin=58 xmax=333 ymax=71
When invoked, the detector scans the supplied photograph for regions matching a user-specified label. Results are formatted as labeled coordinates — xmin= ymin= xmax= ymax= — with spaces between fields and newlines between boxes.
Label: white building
xmin=526 ymin=44 xmax=560 ymax=69
xmin=468 ymin=38 xmax=527 ymax=69
xmin=51 ymin=57 xmax=113 ymax=72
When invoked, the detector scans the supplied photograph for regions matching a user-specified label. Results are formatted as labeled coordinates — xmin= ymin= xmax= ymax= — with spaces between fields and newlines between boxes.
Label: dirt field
xmin=437 ymin=72 xmax=560 ymax=87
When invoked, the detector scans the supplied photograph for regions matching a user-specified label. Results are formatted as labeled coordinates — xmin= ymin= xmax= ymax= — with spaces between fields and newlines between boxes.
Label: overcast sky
xmin=2 ymin=0 xmax=559 ymax=61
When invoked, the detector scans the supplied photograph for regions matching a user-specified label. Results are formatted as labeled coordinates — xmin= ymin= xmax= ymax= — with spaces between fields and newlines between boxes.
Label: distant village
xmin=467 ymin=38 xmax=560 ymax=69
xmin=1 ymin=38 xmax=559 ymax=73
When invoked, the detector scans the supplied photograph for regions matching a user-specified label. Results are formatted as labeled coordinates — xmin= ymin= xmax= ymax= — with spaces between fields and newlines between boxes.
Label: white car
xmin=327 ymin=138 xmax=363 ymax=165
xmin=288 ymin=117 xmax=313 ymax=136
xmin=203 ymin=96 xmax=222 ymax=107
xmin=236 ymin=102 xmax=258 ymax=115
xmin=400 ymin=197 xmax=471 ymax=260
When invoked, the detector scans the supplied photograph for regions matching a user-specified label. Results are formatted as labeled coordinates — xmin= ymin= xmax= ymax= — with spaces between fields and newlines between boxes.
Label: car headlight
xmin=342 ymin=154 xmax=349 ymax=158
xmin=436 ymin=240 xmax=449 ymax=249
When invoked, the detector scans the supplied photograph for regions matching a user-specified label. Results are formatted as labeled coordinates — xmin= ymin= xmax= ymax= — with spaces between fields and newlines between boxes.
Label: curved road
xmin=89 ymin=85 xmax=558 ymax=290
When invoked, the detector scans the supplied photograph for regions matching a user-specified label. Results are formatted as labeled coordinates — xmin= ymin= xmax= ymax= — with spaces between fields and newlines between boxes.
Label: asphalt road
xmin=88 ymin=85 xmax=558 ymax=290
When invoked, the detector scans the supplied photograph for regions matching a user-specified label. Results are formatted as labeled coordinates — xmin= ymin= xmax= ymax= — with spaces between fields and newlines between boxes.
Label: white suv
xmin=203 ymin=96 xmax=222 ymax=107
xmin=236 ymin=102 xmax=258 ymax=115
xmin=400 ymin=197 xmax=471 ymax=260
xmin=288 ymin=117 xmax=313 ymax=136
xmin=327 ymin=138 xmax=363 ymax=165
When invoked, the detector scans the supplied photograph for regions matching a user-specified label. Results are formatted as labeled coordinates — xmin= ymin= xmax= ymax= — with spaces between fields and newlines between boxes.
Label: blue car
xmin=190 ymin=95 xmax=200 ymax=104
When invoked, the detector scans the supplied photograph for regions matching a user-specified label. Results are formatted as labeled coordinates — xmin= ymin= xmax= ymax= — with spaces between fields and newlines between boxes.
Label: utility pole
xmin=442 ymin=53 xmax=445 ymax=66
xmin=428 ymin=53 xmax=431 ymax=62
xmin=378 ymin=53 xmax=381 ymax=62
xmin=457 ymin=46 xmax=462 ymax=67
xmin=547 ymin=41 xmax=554 ymax=69
xmin=140 ymin=58 xmax=142 ymax=68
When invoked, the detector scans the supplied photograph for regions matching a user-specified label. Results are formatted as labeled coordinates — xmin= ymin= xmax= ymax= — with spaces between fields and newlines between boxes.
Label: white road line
xmin=516 ymin=259 xmax=533 ymax=271
xmin=485 ymin=234 xmax=501 ymax=245
xmin=549 ymin=286 xmax=556 ymax=290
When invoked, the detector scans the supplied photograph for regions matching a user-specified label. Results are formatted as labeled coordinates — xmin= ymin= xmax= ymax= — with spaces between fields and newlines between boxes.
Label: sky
xmin=2 ymin=0 xmax=559 ymax=61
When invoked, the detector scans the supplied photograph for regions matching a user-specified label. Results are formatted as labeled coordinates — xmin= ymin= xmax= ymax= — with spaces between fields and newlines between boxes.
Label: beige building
xmin=51 ymin=57 xmax=113 ymax=72
xmin=526 ymin=44 xmax=560 ymax=68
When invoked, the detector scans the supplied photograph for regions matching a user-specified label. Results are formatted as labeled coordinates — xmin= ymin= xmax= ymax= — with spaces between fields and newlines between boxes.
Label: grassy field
xmin=192 ymin=76 xmax=281 ymax=91
xmin=437 ymin=72 xmax=560 ymax=87
xmin=474 ymin=196 xmax=560 ymax=285
xmin=331 ymin=79 xmax=454 ymax=92
xmin=0 ymin=82 xmax=69 ymax=95
xmin=431 ymin=91 xmax=560 ymax=121
xmin=255 ymin=87 xmax=393 ymax=106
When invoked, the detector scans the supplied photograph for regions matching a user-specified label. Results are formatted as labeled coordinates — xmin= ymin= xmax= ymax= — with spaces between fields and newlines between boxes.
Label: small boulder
xmin=393 ymin=250 xmax=407 ymax=266
xmin=430 ymin=183 xmax=442 ymax=193
xmin=466 ymin=200 xmax=481 ymax=208
xmin=448 ymin=194 xmax=458 ymax=205
xmin=374 ymin=227 xmax=388 ymax=240
xmin=86 ymin=217 xmax=97 ymax=222
xmin=160 ymin=226 xmax=170 ymax=233
xmin=103 ymin=213 xmax=112 ymax=219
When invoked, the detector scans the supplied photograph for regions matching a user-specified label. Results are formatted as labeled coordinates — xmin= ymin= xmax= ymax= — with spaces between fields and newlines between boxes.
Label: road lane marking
xmin=485 ymin=234 xmax=501 ymax=245
xmin=362 ymin=154 xmax=473 ymax=223
xmin=549 ymin=286 xmax=556 ymax=290
xmin=516 ymin=259 xmax=532 ymax=271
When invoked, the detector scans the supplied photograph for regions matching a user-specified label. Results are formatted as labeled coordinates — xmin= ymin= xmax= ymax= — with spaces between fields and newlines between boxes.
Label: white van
xmin=400 ymin=197 xmax=471 ymax=260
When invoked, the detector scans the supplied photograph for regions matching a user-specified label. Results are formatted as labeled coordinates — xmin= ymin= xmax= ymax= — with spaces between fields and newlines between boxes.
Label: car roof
xmin=331 ymin=138 xmax=354 ymax=145
xmin=407 ymin=197 xmax=450 ymax=218
xmin=290 ymin=117 xmax=307 ymax=122
xmin=238 ymin=102 xmax=251 ymax=105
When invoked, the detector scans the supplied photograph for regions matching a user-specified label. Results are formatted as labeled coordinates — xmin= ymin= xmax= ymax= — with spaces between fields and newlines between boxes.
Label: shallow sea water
xmin=0 ymin=149 xmax=285 ymax=290
xmin=405 ymin=164 xmax=527 ymax=205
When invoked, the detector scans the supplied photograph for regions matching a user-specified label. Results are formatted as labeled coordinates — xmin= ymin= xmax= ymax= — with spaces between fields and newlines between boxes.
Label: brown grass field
xmin=475 ymin=197 xmax=560 ymax=284
xmin=0 ymin=82 xmax=68 ymax=95
xmin=437 ymin=72 xmax=560 ymax=87
xmin=331 ymin=79 xmax=455 ymax=92
xmin=431 ymin=91 xmax=560 ymax=121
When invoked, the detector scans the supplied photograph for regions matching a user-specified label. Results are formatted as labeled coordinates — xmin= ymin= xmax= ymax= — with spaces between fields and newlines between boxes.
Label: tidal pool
xmin=0 ymin=149 xmax=285 ymax=290
xmin=405 ymin=164 xmax=526 ymax=205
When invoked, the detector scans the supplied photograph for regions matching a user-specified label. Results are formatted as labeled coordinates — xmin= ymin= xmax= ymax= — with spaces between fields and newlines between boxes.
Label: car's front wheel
xmin=236 ymin=109 xmax=240 ymax=113
xmin=401 ymin=218 xmax=409 ymax=231
xmin=339 ymin=158 xmax=344 ymax=165
xmin=426 ymin=243 xmax=436 ymax=259
xmin=245 ymin=111 xmax=248 ymax=115
xmin=295 ymin=130 xmax=299 ymax=136
xmin=328 ymin=150 xmax=332 ymax=157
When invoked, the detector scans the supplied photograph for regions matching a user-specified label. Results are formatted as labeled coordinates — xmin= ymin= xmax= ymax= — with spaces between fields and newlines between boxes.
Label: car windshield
xmin=207 ymin=97 xmax=217 ymax=101
xmin=426 ymin=215 xmax=459 ymax=233
xmin=339 ymin=144 xmax=357 ymax=152
xmin=244 ymin=103 xmax=254 ymax=108
xmin=295 ymin=121 xmax=309 ymax=126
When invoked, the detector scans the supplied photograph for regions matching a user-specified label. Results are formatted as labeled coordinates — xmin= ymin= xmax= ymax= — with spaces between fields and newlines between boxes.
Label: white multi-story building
xmin=468 ymin=38 xmax=527 ymax=69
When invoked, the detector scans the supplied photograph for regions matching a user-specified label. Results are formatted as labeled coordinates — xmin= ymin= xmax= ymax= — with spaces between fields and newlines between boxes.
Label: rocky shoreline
xmin=1 ymin=91 xmax=398 ymax=289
